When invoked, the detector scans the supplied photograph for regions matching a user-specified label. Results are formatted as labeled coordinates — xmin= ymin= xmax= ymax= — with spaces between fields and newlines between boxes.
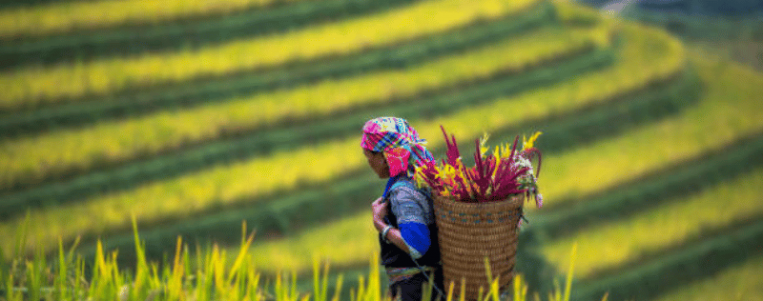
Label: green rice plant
xmin=652 ymin=255 xmax=763 ymax=301
xmin=0 ymin=0 xmax=539 ymax=109
xmin=0 ymin=25 xmax=603 ymax=192
xmin=0 ymin=0 xmax=328 ymax=39
xmin=0 ymin=20 xmax=685 ymax=256
xmin=541 ymin=165 xmax=763 ymax=279
xmin=0 ymin=218 xmax=589 ymax=301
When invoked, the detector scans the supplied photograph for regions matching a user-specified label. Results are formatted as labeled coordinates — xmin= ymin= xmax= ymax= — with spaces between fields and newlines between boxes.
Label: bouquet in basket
xmin=415 ymin=126 xmax=544 ymax=299
xmin=414 ymin=126 xmax=543 ymax=208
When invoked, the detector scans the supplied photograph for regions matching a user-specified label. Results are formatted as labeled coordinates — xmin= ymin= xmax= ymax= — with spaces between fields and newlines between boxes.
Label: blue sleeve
xmin=399 ymin=222 xmax=430 ymax=259
xmin=389 ymin=183 xmax=434 ymax=259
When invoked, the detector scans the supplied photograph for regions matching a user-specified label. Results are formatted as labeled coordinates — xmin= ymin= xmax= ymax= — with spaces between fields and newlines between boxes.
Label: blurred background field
xmin=0 ymin=0 xmax=762 ymax=299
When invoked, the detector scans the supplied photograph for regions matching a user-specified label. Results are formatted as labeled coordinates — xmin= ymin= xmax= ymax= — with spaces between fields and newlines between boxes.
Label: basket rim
xmin=434 ymin=194 xmax=525 ymax=215
xmin=434 ymin=194 xmax=525 ymax=205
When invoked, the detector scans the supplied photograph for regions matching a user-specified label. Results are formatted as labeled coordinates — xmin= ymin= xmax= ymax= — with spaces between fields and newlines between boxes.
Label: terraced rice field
xmin=1 ymin=0 xmax=761 ymax=299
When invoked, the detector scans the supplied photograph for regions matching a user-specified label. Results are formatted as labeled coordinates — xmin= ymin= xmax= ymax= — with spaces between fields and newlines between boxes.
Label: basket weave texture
xmin=433 ymin=194 xmax=524 ymax=300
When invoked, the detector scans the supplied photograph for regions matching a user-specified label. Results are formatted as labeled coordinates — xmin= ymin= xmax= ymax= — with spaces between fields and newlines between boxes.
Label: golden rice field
xmin=541 ymin=166 xmax=763 ymax=279
xmin=0 ymin=0 xmax=320 ymax=38
xmin=0 ymin=21 xmax=679 ymax=255
xmin=0 ymin=0 xmax=538 ymax=107
xmin=0 ymin=26 xmax=601 ymax=191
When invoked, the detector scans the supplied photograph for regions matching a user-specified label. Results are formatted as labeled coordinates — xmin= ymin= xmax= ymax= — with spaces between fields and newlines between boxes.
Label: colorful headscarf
xmin=361 ymin=117 xmax=434 ymax=177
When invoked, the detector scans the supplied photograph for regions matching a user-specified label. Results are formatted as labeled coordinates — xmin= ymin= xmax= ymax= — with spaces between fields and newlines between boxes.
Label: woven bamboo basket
xmin=433 ymin=194 xmax=524 ymax=300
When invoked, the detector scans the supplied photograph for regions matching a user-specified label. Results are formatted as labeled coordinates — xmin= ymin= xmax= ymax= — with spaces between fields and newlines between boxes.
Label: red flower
xmin=415 ymin=126 xmax=542 ymax=205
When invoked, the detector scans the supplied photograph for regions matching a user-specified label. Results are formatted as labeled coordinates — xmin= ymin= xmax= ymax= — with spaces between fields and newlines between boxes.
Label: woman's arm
xmin=372 ymin=212 xmax=411 ymax=253
xmin=371 ymin=188 xmax=432 ymax=258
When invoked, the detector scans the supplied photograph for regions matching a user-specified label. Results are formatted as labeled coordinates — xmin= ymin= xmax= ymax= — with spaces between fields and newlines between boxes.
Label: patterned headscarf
xmin=361 ymin=117 xmax=434 ymax=178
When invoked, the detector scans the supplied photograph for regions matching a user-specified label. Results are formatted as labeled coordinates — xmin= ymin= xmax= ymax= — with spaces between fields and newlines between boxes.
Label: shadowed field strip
xmin=652 ymin=255 xmax=763 ymax=301
xmin=0 ymin=0 xmax=539 ymax=109
xmin=0 ymin=0 xmax=326 ymax=39
xmin=0 ymin=22 xmax=684 ymax=255
xmin=541 ymin=166 xmax=763 ymax=279
xmin=0 ymin=26 xmax=602 ymax=193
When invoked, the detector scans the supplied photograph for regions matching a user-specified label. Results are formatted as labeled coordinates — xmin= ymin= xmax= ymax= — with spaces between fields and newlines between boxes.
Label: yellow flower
xmin=522 ymin=131 xmax=543 ymax=150
xmin=479 ymin=133 xmax=490 ymax=157
xmin=498 ymin=143 xmax=512 ymax=159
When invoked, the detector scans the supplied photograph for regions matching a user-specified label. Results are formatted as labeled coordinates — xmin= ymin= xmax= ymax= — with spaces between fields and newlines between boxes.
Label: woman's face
xmin=363 ymin=148 xmax=390 ymax=178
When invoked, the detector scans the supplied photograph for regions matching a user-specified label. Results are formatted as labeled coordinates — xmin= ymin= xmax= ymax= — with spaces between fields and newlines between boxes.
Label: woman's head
xmin=360 ymin=117 xmax=434 ymax=178
xmin=363 ymin=149 xmax=390 ymax=178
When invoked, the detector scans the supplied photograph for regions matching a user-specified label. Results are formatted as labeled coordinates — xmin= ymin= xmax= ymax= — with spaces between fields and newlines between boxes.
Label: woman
xmin=361 ymin=117 xmax=444 ymax=301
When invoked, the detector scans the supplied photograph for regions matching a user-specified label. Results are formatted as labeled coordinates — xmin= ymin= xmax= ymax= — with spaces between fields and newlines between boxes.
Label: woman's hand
xmin=371 ymin=197 xmax=409 ymax=252
xmin=372 ymin=197 xmax=388 ymax=221
xmin=372 ymin=197 xmax=389 ymax=232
